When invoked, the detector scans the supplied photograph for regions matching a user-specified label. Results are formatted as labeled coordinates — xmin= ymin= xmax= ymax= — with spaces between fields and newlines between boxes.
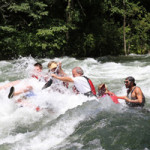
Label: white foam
xmin=0 ymin=56 xmax=150 ymax=149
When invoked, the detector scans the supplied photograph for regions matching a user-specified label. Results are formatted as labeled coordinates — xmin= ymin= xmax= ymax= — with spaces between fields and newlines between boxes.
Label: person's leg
xmin=14 ymin=86 xmax=33 ymax=96
xmin=8 ymin=86 xmax=33 ymax=99
xmin=0 ymin=80 xmax=20 ymax=90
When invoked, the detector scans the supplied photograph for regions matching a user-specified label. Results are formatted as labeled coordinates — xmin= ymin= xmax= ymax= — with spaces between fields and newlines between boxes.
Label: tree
xmin=107 ymin=0 xmax=150 ymax=55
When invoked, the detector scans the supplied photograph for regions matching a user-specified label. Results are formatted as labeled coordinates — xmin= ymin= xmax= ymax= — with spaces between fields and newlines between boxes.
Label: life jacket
xmin=32 ymin=74 xmax=38 ymax=79
xmin=98 ymin=91 xmax=119 ymax=104
xmin=72 ymin=76 xmax=96 ymax=96
xmin=107 ymin=93 xmax=119 ymax=104
xmin=83 ymin=76 xmax=96 ymax=95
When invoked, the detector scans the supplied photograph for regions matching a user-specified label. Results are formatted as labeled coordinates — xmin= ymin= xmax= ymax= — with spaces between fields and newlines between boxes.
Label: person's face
xmin=72 ymin=69 xmax=78 ymax=77
xmin=34 ymin=66 xmax=42 ymax=73
xmin=50 ymin=67 xmax=57 ymax=73
xmin=124 ymin=80 xmax=131 ymax=88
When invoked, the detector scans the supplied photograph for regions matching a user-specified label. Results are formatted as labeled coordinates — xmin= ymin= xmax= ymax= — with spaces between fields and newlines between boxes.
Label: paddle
xmin=8 ymin=86 xmax=15 ymax=98
xmin=42 ymin=64 xmax=59 ymax=90
xmin=42 ymin=78 xmax=53 ymax=89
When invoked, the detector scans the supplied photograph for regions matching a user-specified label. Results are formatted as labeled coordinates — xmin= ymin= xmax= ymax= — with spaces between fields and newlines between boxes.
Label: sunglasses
xmin=124 ymin=81 xmax=130 ymax=84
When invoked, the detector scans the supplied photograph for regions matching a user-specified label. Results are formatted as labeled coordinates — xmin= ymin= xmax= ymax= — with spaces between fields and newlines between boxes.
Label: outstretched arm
xmin=51 ymin=74 xmax=74 ymax=82
xmin=117 ymin=96 xmax=126 ymax=99
xmin=118 ymin=88 xmax=143 ymax=103
xmin=57 ymin=62 xmax=67 ymax=76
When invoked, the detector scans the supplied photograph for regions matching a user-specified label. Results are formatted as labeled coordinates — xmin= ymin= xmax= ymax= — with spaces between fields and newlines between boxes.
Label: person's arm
xmin=117 ymin=96 xmax=126 ymax=99
xmin=106 ymin=91 xmax=115 ymax=96
xmin=57 ymin=62 xmax=67 ymax=76
xmin=124 ymin=87 xmax=143 ymax=103
xmin=51 ymin=74 xmax=74 ymax=82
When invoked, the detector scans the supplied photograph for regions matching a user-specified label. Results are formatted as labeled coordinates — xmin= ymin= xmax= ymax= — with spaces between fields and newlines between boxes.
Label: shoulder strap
xmin=127 ymin=86 xmax=136 ymax=96
xmin=131 ymin=86 xmax=136 ymax=94
xmin=83 ymin=76 xmax=96 ymax=95
xmin=83 ymin=76 xmax=88 ymax=80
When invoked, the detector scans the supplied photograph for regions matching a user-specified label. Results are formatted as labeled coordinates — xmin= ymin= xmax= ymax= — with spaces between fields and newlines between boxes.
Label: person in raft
xmin=42 ymin=61 xmax=69 ymax=91
xmin=51 ymin=67 xmax=96 ymax=97
xmin=117 ymin=76 xmax=145 ymax=107
xmin=7 ymin=63 xmax=45 ymax=99
xmin=0 ymin=63 xmax=44 ymax=92
xmin=47 ymin=61 xmax=68 ymax=88
xmin=97 ymin=83 xmax=119 ymax=104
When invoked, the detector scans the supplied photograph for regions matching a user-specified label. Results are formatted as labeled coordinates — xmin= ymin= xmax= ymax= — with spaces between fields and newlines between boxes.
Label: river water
xmin=0 ymin=55 xmax=150 ymax=150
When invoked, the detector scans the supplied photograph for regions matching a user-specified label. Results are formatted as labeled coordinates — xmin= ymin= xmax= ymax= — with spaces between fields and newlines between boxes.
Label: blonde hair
xmin=47 ymin=61 xmax=57 ymax=69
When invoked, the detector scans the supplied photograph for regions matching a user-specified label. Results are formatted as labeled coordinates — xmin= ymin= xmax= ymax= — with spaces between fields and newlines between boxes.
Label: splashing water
xmin=0 ymin=55 xmax=150 ymax=150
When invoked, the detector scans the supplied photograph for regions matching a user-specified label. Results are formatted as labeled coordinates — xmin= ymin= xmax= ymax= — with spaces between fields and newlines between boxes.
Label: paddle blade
xmin=42 ymin=79 xmax=53 ymax=90
xmin=8 ymin=86 xmax=15 ymax=99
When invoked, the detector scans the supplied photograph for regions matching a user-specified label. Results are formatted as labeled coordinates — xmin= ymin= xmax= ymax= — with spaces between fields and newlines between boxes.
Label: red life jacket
xmin=32 ymin=74 xmax=38 ymax=79
xmin=83 ymin=76 xmax=96 ymax=95
xmin=110 ymin=95 xmax=119 ymax=104
xmin=107 ymin=92 xmax=119 ymax=104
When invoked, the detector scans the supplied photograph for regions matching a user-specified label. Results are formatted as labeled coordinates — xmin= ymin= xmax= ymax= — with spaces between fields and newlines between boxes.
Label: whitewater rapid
xmin=0 ymin=55 xmax=150 ymax=150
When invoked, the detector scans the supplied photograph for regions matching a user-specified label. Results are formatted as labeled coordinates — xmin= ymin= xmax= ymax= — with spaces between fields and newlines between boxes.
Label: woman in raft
xmin=97 ymin=83 xmax=119 ymax=104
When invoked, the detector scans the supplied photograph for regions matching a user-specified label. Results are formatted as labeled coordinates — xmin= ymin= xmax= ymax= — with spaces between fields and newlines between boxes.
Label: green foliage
xmin=36 ymin=24 xmax=69 ymax=56
xmin=106 ymin=0 xmax=150 ymax=55
xmin=0 ymin=26 xmax=16 ymax=33
xmin=0 ymin=0 xmax=150 ymax=59
xmin=8 ymin=3 xmax=30 ymax=13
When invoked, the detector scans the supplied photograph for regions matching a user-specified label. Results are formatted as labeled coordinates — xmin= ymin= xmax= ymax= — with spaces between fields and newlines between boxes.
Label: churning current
xmin=0 ymin=55 xmax=150 ymax=150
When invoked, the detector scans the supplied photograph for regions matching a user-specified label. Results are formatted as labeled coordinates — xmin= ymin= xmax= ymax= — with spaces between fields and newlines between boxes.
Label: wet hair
xmin=98 ymin=83 xmax=109 ymax=92
xmin=98 ymin=83 xmax=108 ymax=96
xmin=73 ymin=67 xmax=84 ymax=75
xmin=34 ymin=63 xmax=43 ymax=70
xmin=125 ymin=76 xmax=136 ymax=86
xmin=98 ymin=83 xmax=107 ymax=91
